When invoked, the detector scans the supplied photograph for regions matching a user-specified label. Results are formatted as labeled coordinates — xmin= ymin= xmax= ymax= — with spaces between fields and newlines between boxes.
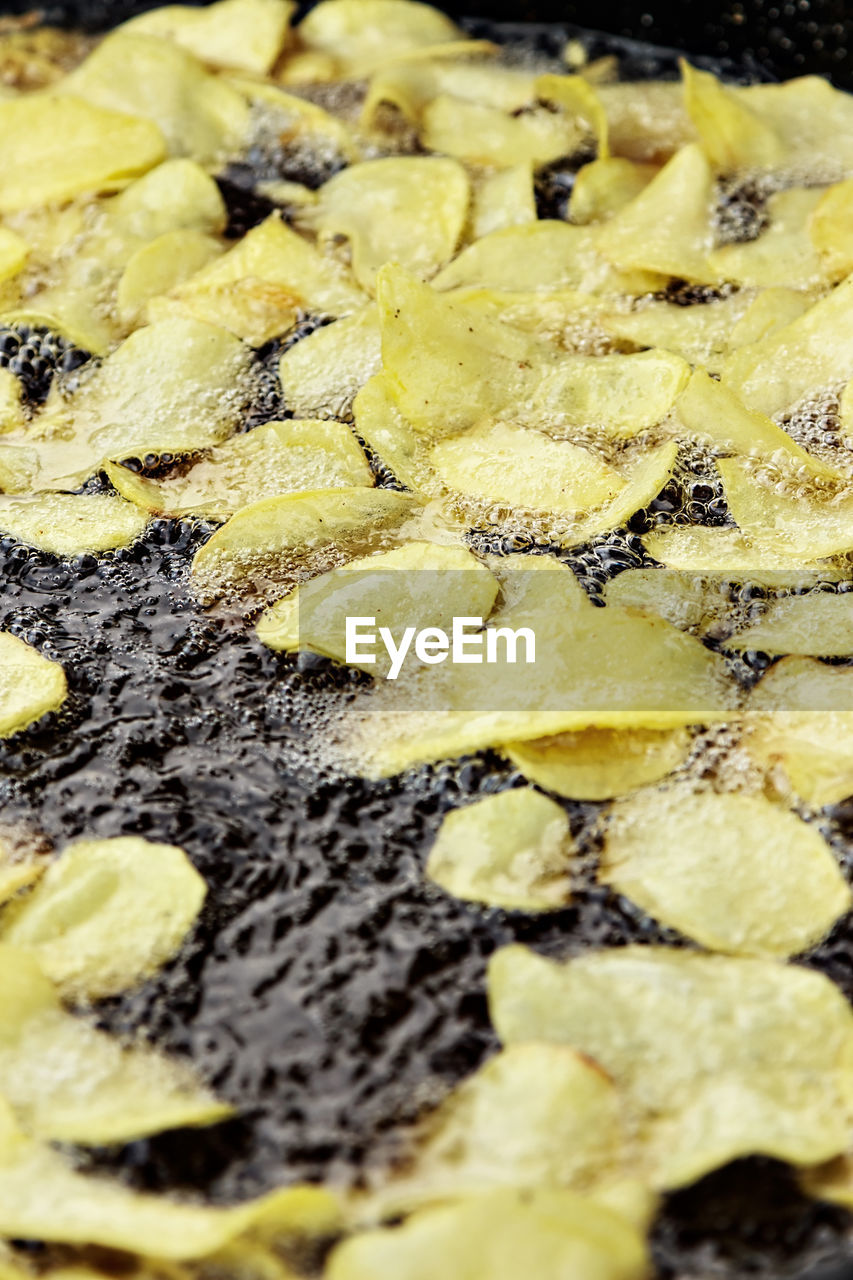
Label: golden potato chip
xmin=726 ymin=592 xmax=853 ymax=656
xmin=62 ymin=32 xmax=250 ymax=164
xmin=192 ymin=486 xmax=418 ymax=595
xmin=504 ymin=726 xmax=690 ymax=800
xmin=681 ymin=60 xmax=783 ymax=171
xmin=722 ymin=276 xmax=853 ymax=417
xmin=108 ymin=420 xmax=371 ymax=520
xmin=0 ymin=947 xmax=230 ymax=1143
xmin=228 ymin=77 xmax=358 ymax=162
xmin=568 ymin=157 xmax=658 ymax=226
xmin=279 ymin=306 xmax=381 ymax=420
xmin=329 ymin=1188 xmax=649 ymax=1280
xmin=710 ymin=188 xmax=829 ymax=289
xmin=601 ymin=786 xmax=850 ymax=958
xmin=117 ymin=228 xmax=222 ymax=323
xmin=421 ymin=95 xmax=582 ymax=169
xmin=256 ymin=540 xmax=499 ymax=672
xmin=298 ymin=0 xmax=462 ymax=76
xmin=489 ymin=944 xmax=853 ymax=1188
xmin=0 ymin=95 xmax=165 ymax=213
xmin=122 ymin=0 xmax=293 ymax=74
xmin=597 ymin=144 xmax=716 ymax=282
xmin=0 ymin=494 xmax=149 ymax=555
xmin=469 ymin=163 xmax=536 ymax=239
xmin=0 ymin=633 xmax=66 ymax=738
xmin=431 ymin=421 xmax=624 ymax=516
xmin=373 ymin=1043 xmax=633 ymax=1215
xmin=0 ymin=836 xmax=207 ymax=1001
xmin=425 ymin=788 xmax=574 ymax=911
xmin=719 ymin=457 xmax=853 ymax=560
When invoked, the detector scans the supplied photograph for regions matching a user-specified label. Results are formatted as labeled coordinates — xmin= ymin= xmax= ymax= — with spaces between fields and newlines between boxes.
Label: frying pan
xmin=0 ymin=1 xmax=852 ymax=1277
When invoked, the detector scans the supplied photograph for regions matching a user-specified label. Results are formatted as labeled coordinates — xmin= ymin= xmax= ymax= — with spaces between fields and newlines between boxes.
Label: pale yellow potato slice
xmin=728 ymin=287 xmax=814 ymax=348
xmin=0 ymin=1096 xmax=339 ymax=1256
xmin=352 ymin=374 xmax=427 ymax=493
xmin=256 ymin=540 xmax=499 ymax=674
xmin=327 ymin=1188 xmax=649 ymax=1280
xmin=0 ymin=494 xmax=149 ymax=555
xmin=710 ymin=188 xmax=829 ymax=289
xmin=726 ymin=592 xmax=853 ymax=655
xmin=0 ymin=947 xmax=229 ymax=1143
xmin=226 ymin=77 xmax=358 ymax=162
xmin=719 ymin=457 xmax=853 ymax=560
xmin=425 ymin=788 xmax=573 ymax=911
xmin=569 ymin=157 xmax=659 ymax=226
xmin=421 ymin=95 xmax=582 ymax=169
xmin=681 ymin=60 xmax=784 ymax=170
xmin=122 ymin=0 xmax=293 ymax=74
xmin=313 ymin=157 xmax=469 ymax=291
xmin=489 ymin=944 xmax=853 ymax=1189
xmin=810 ymin=178 xmax=853 ymax=281
xmin=0 ymin=95 xmax=165 ymax=213
xmin=371 ymin=1043 xmax=636 ymax=1216
xmin=597 ymin=81 xmax=695 ymax=165
xmin=0 ymin=228 xmax=27 ymax=288
xmin=298 ymin=0 xmax=462 ymax=76
xmin=0 ymin=633 xmax=66 ymax=738
xmin=0 ymin=836 xmax=207 ymax=1001
xmin=722 ymin=276 xmax=853 ymax=417
xmin=605 ymin=568 xmax=731 ymax=633
xmin=739 ymin=75 xmax=853 ymax=182
xmin=567 ymin=440 xmax=679 ymax=545
xmin=61 ymin=32 xmax=250 ymax=164
xmin=431 ymin=421 xmax=624 ymax=516
xmin=642 ymin=523 xmax=834 ymax=574
xmin=470 ymin=163 xmax=536 ymax=238
xmin=279 ymin=307 xmax=382 ymax=420
xmin=600 ymin=293 xmax=750 ymax=372
xmin=0 ymin=369 xmax=24 ymax=434
xmin=110 ymin=156 xmax=227 ymax=238
xmin=107 ymin=421 xmax=370 ymax=520
xmin=118 ymin=227 xmax=222 ymax=323
xmin=537 ymin=72 xmax=609 ymax=156
xmin=504 ymin=726 xmax=690 ymax=800
xmin=361 ymin=55 xmax=531 ymax=128
xmin=597 ymin=144 xmax=716 ymax=283
xmin=601 ymin=787 xmax=850 ymax=958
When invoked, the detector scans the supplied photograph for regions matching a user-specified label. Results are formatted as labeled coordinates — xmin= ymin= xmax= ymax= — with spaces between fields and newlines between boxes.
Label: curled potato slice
xmin=505 ymin=727 xmax=690 ymax=801
xmin=726 ymin=592 xmax=853 ymax=656
xmin=597 ymin=144 xmax=716 ymax=282
xmin=192 ymin=486 xmax=417 ymax=594
xmin=569 ymin=156 xmax=658 ymax=226
xmin=117 ymin=228 xmax=222 ymax=323
xmin=719 ymin=457 xmax=853 ymax=560
xmin=425 ymin=788 xmax=574 ymax=911
xmin=256 ymin=540 xmax=499 ymax=672
xmin=0 ymin=494 xmax=149 ymax=555
xmin=327 ymin=1188 xmax=649 ymax=1280
xmin=601 ymin=786 xmax=851 ymax=958
xmin=0 ymin=633 xmax=66 ymax=738
xmin=681 ymin=60 xmax=783 ymax=171
xmin=710 ymin=188 xmax=829 ymax=289
xmin=0 ymin=836 xmax=207 ymax=1001
xmin=0 ymin=96 xmax=165 ymax=213
xmin=0 ymin=947 xmax=229 ymax=1143
xmin=107 ymin=420 xmax=371 ymax=520
xmin=352 ymin=374 xmax=427 ymax=492
xmin=121 ymin=0 xmax=293 ymax=74
xmin=421 ymin=96 xmax=582 ymax=169
xmin=279 ymin=307 xmax=382 ymax=420
xmin=107 ymin=157 xmax=228 ymax=239
xmin=313 ymin=158 xmax=469 ymax=291
xmin=431 ymin=421 xmax=624 ymax=516
xmin=599 ymin=292 xmax=749 ymax=372
xmin=372 ymin=1043 xmax=637 ymax=1216
xmin=298 ymin=0 xmax=463 ymax=76
xmin=62 ymin=32 xmax=250 ymax=164
xmin=489 ymin=944 xmax=853 ymax=1189
xmin=471 ymin=163 xmax=536 ymax=238
xmin=567 ymin=440 xmax=679 ymax=545
xmin=728 ymin=287 xmax=814 ymax=348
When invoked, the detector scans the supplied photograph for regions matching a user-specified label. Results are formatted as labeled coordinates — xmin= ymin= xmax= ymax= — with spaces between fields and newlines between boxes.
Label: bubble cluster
xmin=0 ymin=323 xmax=90 ymax=404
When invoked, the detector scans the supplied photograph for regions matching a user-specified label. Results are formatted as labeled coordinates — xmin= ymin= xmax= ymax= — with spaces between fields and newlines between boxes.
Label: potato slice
xmin=504 ymin=726 xmax=690 ymax=800
xmin=489 ymin=944 xmax=853 ymax=1189
xmin=710 ymin=188 xmax=829 ymax=289
xmin=471 ymin=163 xmax=536 ymax=238
xmin=371 ymin=1043 xmax=637 ymax=1215
xmin=0 ymin=1096 xmax=337 ymax=1256
xmin=728 ymin=287 xmax=814 ymax=348
xmin=726 ymin=592 xmax=853 ymax=656
xmin=739 ymin=75 xmax=853 ymax=182
xmin=430 ymin=421 xmax=624 ymax=516
xmin=810 ymin=178 xmax=853 ymax=281
xmin=605 ymin=567 xmax=733 ymax=633
xmin=327 ymin=1189 xmax=649 ymax=1280
xmin=0 ymin=95 xmax=165 ymax=212
xmin=719 ymin=457 xmax=853 ymax=560
xmin=192 ymin=486 xmax=418 ymax=595
xmin=0 ymin=946 xmax=229 ymax=1143
xmin=642 ymin=524 xmax=833 ymax=573
xmin=256 ymin=541 xmax=499 ymax=673
xmin=378 ymin=266 xmax=688 ymax=437
xmin=361 ymin=54 xmax=530 ymax=128
xmin=425 ymin=788 xmax=573 ymax=911
xmin=61 ymin=32 xmax=250 ymax=164
xmin=597 ymin=144 xmax=716 ymax=283
xmin=313 ymin=158 xmax=469 ymax=291
xmin=122 ymin=0 xmax=293 ymax=74
xmin=0 ymin=840 xmax=46 ymax=907
xmin=569 ymin=157 xmax=659 ymax=226
xmin=421 ymin=96 xmax=582 ymax=169
xmin=722 ymin=276 xmax=853 ymax=417
xmin=600 ymin=293 xmax=749 ymax=372
xmin=537 ymin=73 xmax=609 ymax=157
xmin=568 ymin=440 xmax=679 ymax=544
xmin=117 ymin=228 xmax=222 ymax=323
xmin=0 ymin=494 xmax=149 ymax=555
xmin=598 ymin=81 xmax=694 ymax=165
xmin=681 ymin=61 xmax=784 ymax=171
xmin=107 ymin=420 xmax=371 ymax=520
xmin=298 ymin=0 xmax=462 ymax=76
xmin=0 ymin=633 xmax=66 ymax=738
xmin=352 ymin=374 xmax=426 ymax=492
xmin=601 ymin=787 xmax=850 ymax=958
xmin=0 ymin=836 xmax=206 ymax=1001
xmin=279 ymin=307 xmax=382 ymax=420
